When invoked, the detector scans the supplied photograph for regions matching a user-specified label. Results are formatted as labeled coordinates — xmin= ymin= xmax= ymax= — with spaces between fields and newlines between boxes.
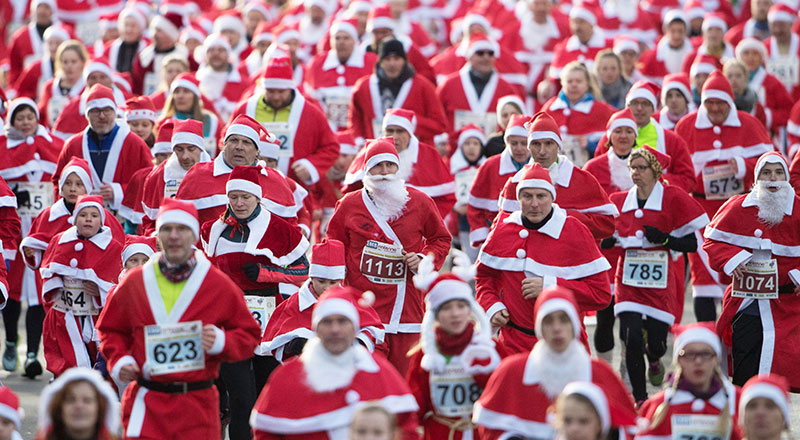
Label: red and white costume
xmin=131 ymin=12 xmax=190 ymax=96
xmin=735 ymin=38 xmax=794 ymax=133
xmin=763 ymin=5 xmax=800 ymax=100
xmin=37 ymin=76 xmax=85 ymax=131
xmin=12 ymin=23 xmax=70 ymax=100
xmin=505 ymin=6 xmax=570 ymax=93
xmin=0 ymin=180 xmax=20 ymax=280
xmin=6 ymin=19 xmax=47 ymax=88
xmin=539 ymin=93 xmax=617 ymax=167
xmin=195 ymin=34 xmax=249 ymax=122
xmin=548 ymin=7 xmax=612 ymax=81
xmin=597 ymin=1 xmax=659 ymax=46
xmin=653 ymin=73 xmax=697 ymax=131
xmin=680 ymin=13 xmax=737 ymax=74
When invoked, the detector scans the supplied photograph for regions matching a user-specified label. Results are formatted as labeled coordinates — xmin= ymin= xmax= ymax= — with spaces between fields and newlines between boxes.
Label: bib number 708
xmin=435 ymin=382 xmax=481 ymax=406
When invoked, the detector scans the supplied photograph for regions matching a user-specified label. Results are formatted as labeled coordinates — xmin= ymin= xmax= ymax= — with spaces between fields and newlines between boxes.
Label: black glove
xmin=284 ymin=338 xmax=308 ymax=357
xmin=242 ymin=263 xmax=260 ymax=282
xmin=643 ymin=225 xmax=669 ymax=245
xmin=12 ymin=185 xmax=29 ymax=208
xmin=93 ymin=351 xmax=108 ymax=379
xmin=600 ymin=237 xmax=617 ymax=249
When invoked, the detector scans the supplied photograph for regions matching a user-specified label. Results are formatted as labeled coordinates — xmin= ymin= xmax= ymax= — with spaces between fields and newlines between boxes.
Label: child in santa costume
xmin=0 ymin=386 xmax=22 ymax=440
xmin=554 ymin=381 xmax=637 ymax=440
xmin=449 ymin=124 xmax=486 ymax=263
xmin=40 ymin=194 xmax=123 ymax=377
xmin=406 ymin=251 xmax=502 ymax=440
xmin=738 ymin=374 xmax=791 ymax=440
xmin=637 ymin=323 xmax=742 ymax=440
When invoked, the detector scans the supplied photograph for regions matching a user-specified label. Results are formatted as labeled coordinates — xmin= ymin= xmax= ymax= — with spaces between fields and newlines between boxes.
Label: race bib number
xmin=561 ymin=135 xmax=589 ymax=167
xmin=767 ymin=56 xmax=799 ymax=89
xmin=454 ymin=110 xmax=497 ymax=137
xmin=430 ymin=363 xmax=481 ymax=418
xmin=48 ymin=95 xmax=69 ymax=127
xmin=324 ymin=95 xmax=350 ymax=129
xmin=163 ymin=179 xmax=180 ymax=199
xmin=671 ymin=414 xmax=729 ymax=440
xmin=245 ymin=296 xmax=276 ymax=336
xmin=144 ymin=320 xmax=204 ymax=376
xmin=702 ymin=164 xmax=743 ymax=200
xmin=732 ymin=259 xmax=778 ymax=299
xmin=16 ymin=182 xmax=54 ymax=218
xmin=54 ymin=277 xmax=98 ymax=316
xmin=454 ymin=168 xmax=478 ymax=207
xmin=360 ymin=240 xmax=406 ymax=284
xmin=262 ymin=122 xmax=293 ymax=158
xmin=622 ymin=250 xmax=668 ymax=289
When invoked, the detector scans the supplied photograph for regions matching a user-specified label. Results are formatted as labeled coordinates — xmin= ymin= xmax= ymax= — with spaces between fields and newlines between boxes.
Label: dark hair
xmin=45 ymin=379 xmax=108 ymax=440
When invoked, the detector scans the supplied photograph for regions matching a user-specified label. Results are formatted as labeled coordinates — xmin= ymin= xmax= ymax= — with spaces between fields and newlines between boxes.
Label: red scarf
xmin=435 ymin=322 xmax=475 ymax=356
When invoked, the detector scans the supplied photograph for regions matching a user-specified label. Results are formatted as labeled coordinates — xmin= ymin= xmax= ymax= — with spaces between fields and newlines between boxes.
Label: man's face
xmin=158 ymin=224 xmax=195 ymax=264
xmin=529 ymin=138 xmax=560 ymax=168
xmin=35 ymin=4 xmax=52 ymax=25
xmin=529 ymin=0 xmax=552 ymax=19
xmin=468 ymin=49 xmax=495 ymax=76
xmin=703 ymin=26 xmax=724 ymax=48
xmin=665 ymin=89 xmax=689 ymax=114
xmin=704 ymin=98 xmax=731 ymax=125
xmin=173 ymin=144 xmax=204 ymax=170
xmin=372 ymin=27 xmax=393 ymax=43
xmin=153 ymin=28 xmax=175 ymax=50
xmin=316 ymin=315 xmax=355 ymax=355
xmin=223 ymin=135 xmax=259 ymax=166
xmin=379 ymin=54 xmax=405 ymax=80
xmin=742 ymin=397 xmax=785 ymax=440
xmin=628 ymin=98 xmax=655 ymax=127
xmin=309 ymin=4 xmax=326 ymax=24
xmin=569 ymin=17 xmax=593 ymax=43
xmin=86 ymin=72 xmax=112 ymax=89
xmin=383 ymin=125 xmax=410 ymax=151
xmin=519 ymin=187 xmax=553 ymax=224
xmin=206 ymin=45 xmax=229 ymax=71
xmin=121 ymin=17 xmax=142 ymax=43
xmin=541 ymin=310 xmax=574 ymax=353
xmin=334 ymin=32 xmax=355 ymax=61
xmin=769 ymin=20 xmax=792 ymax=41
xmin=87 ymin=107 xmax=116 ymax=135
xmin=666 ymin=21 xmax=687 ymax=46
xmin=758 ymin=162 xmax=787 ymax=191
xmin=245 ymin=10 xmax=266 ymax=36
xmin=264 ymin=88 xmax=293 ymax=109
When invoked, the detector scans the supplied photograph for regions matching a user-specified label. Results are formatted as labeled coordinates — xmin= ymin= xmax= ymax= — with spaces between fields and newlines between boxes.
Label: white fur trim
xmin=156 ymin=210 xmax=200 ymax=239
xmin=85 ymin=98 xmax=116 ymax=112
xmin=206 ymin=324 xmax=225 ymax=355
xmin=312 ymin=297 xmax=359 ymax=329
xmin=171 ymin=132 xmax=204 ymax=150
xmin=740 ymin=383 xmax=790 ymax=426
xmin=122 ymin=243 xmax=154 ymax=264
xmin=225 ymin=124 xmax=260 ymax=145
xmin=170 ymin=78 xmax=200 ymax=97
xmin=534 ymin=297 xmax=580 ymax=338
xmin=364 ymin=153 xmax=399 ymax=171
xmin=308 ymin=264 xmax=345 ymax=280
xmin=382 ymin=114 xmax=415 ymax=135
xmin=226 ymin=179 xmax=262 ymax=198
xmin=673 ymin=327 xmax=722 ymax=361
xmin=516 ymin=179 xmax=556 ymax=200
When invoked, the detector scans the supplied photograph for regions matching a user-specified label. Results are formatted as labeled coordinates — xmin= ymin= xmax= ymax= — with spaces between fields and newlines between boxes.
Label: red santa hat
xmin=346 ymin=0 xmax=372 ymax=15
xmin=625 ymin=80 xmax=660 ymax=109
xmin=363 ymin=137 xmax=400 ymax=171
xmin=367 ymin=4 xmax=395 ymax=32
xmin=312 ymin=285 xmax=362 ymax=329
xmin=672 ymin=322 xmax=722 ymax=362
xmin=262 ymin=57 xmax=295 ymax=90
xmin=465 ymin=32 xmax=497 ymax=58
xmin=701 ymin=70 xmax=735 ymax=108
xmin=272 ymin=23 xmax=300 ymax=45
xmin=121 ymin=235 xmax=157 ymax=265
xmin=169 ymin=72 xmax=201 ymax=99
xmin=118 ymin=7 xmax=147 ymax=32
xmin=606 ymin=108 xmax=639 ymax=138
xmin=496 ymin=94 xmax=526 ymax=117
xmin=330 ymin=17 xmax=360 ymax=42
xmin=83 ymin=55 xmax=113 ymax=79
xmin=754 ymin=151 xmax=789 ymax=179
xmin=382 ymin=108 xmax=417 ymax=135
xmin=152 ymin=120 xmax=175 ymax=155
xmin=84 ymin=84 xmax=116 ymax=113
xmin=124 ymin=96 xmax=156 ymax=123
xmin=156 ymin=198 xmax=200 ymax=239
xmin=30 ymin=0 xmax=55 ymax=13
xmin=43 ymin=23 xmax=71 ymax=43
xmin=69 ymin=195 xmax=106 ymax=225
xmin=58 ymin=157 xmax=94 ymax=194
xmin=690 ymin=54 xmax=721 ymax=77
xmin=39 ymin=368 xmax=119 ymax=435
xmin=768 ymin=3 xmax=797 ymax=23
xmin=226 ymin=114 xmax=266 ymax=147
xmin=702 ymin=12 xmax=728 ymax=33
xmin=305 ymin=0 xmax=337 ymax=16
xmin=613 ymin=35 xmax=640 ymax=55
xmin=259 ymin=131 xmax=280 ymax=159
xmin=562 ymin=382 xmax=611 ymax=435
xmin=202 ymin=32 xmax=232 ymax=55
xmin=526 ymin=111 xmax=562 ymax=149
xmin=337 ymin=131 xmax=359 ymax=155
xmin=150 ymin=11 xmax=186 ymax=41
xmin=458 ymin=123 xmax=487 ymax=149
xmin=213 ymin=10 xmax=246 ymax=39
xmin=661 ymin=73 xmax=693 ymax=107
xmin=243 ymin=1 xmax=273 ymax=21
xmin=739 ymin=374 xmax=791 ymax=428
xmin=9 ymin=97 xmax=39 ymax=121
xmin=171 ymin=119 xmax=205 ymax=150
xmin=504 ymin=114 xmax=531 ymax=142
xmin=181 ymin=22 xmax=208 ymax=46
xmin=460 ymin=13 xmax=492 ymax=36
xmin=569 ymin=4 xmax=597 ymax=26
xmin=516 ymin=162 xmax=556 ymax=201
xmin=226 ymin=166 xmax=263 ymax=199
xmin=259 ymin=168 xmax=298 ymax=218
xmin=663 ymin=9 xmax=688 ymax=30
xmin=309 ymin=238 xmax=346 ymax=280
xmin=684 ymin=0 xmax=705 ymax=21
xmin=0 ymin=386 xmax=21 ymax=429
xmin=533 ymin=286 xmax=581 ymax=339
xmin=251 ymin=21 xmax=273 ymax=46
xmin=735 ymin=38 xmax=767 ymax=63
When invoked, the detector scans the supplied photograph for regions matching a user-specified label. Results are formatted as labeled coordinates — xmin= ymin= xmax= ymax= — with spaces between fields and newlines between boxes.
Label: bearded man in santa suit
xmin=327 ymin=138 xmax=451 ymax=375
xmin=498 ymin=112 xmax=618 ymax=240
xmin=472 ymin=287 xmax=636 ymax=439
xmin=703 ymin=152 xmax=800 ymax=390
xmin=342 ymin=108 xmax=455 ymax=219
xmin=251 ymin=285 xmax=419 ymax=439
xmin=195 ymin=33 xmax=248 ymax=122
xmin=476 ymin=163 xmax=612 ymax=354
xmin=675 ymin=71 xmax=773 ymax=322
xmin=52 ymin=84 xmax=152 ymax=214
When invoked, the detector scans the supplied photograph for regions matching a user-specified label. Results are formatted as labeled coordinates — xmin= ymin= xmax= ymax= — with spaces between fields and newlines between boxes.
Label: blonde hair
xmin=723 ymin=59 xmax=748 ymax=78
xmin=560 ymin=61 xmax=604 ymax=103
xmin=54 ymin=39 xmax=89 ymax=77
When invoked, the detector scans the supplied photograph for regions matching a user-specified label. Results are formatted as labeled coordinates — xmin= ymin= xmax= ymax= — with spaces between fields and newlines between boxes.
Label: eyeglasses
xmin=474 ymin=50 xmax=494 ymax=57
xmin=87 ymin=107 xmax=115 ymax=117
xmin=679 ymin=350 xmax=716 ymax=362
xmin=628 ymin=165 xmax=650 ymax=172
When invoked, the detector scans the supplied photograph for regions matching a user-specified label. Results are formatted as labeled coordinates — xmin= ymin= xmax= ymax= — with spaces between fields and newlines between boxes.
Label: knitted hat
xmin=735 ymin=38 xmax=767 ymax=63
xmin=312 ymin=286 xmax=361 ymax=329
xmin=458 ymin=123 xmax=486 ymax=149
xmin=702 ymin=12 xmax=728 ymax=33
xmin=629 ymin=144 xmax=670 ymax=179
xmin=562 ymin=382 xmax=611 ymax=436
xmin=84 ymin=84 xmax=116 ymax=112
xmin=169 ymin=72 xmax=201 ymax=98
xmin=533 ymin=286 xmax=581 ymax=339
xmin=626 ymin=80 xmax=660 ymax=109
xmin=150 ymin=11 xmax=185 ymax=41
xmin=38 ymin=368 xmax=119 ymax=435
xmin=504 ymin=114 xmax=531 ymax=142
xmin=701 ymin=70 xmax=735 ymax=108
xmin=125 ymin=96 xmax=156 ymax=122
xmin=330 ymin=17 xmax=359 ymax=42
xmin=661 ymin=73 xmax=693 ymax=107
xmin=225 ymin=114 xmax=266 ymax=147
xmin=526 ymin=111 xmax=562 ymax=149
xmin=83 ymin=56 xmax=113 ymax=82
xmin=516 ymin=162 xmax=556 ymax=200
xmin=754 ymin=151 xmax=789 ymax=179
xmin=118 ymin=7 xmax=147 ymax=32
xmin=69 ymin=194 xmax=106 ymax=225
xmin=613 ymin=35 xmax=639 ymax=55
xmin=606 ymin=108 xmax=639 ymax=138
xmin=768 ymin=3 xmax=797 ymax=23
xmin=367 ymin=4 xmax=395 ymax=32
xmin=152 ymin=120 xmax=175 ymax=155
xmin=672 ymin=322 xmax=722 ymax=362
xmin=690 ymin=54 xmax=721 ymax=77
xmin=259 ymin=130 xmax=280 ymax=159
xmin=171 ymin=119 xmax=204 ymax=150
xmin=739 ymin=374 xmax=791 ymax=428
xmin=363 ymin=137 xmax=399 ymax=171
xmin=377 ymin=39 xmax=406 ymax=60
xmin=262 ymin=57 xmax=295 ymax=90
xmin=59 ymin=157 xmax=94 ymax=194
xmin=226 ymin=166 xmax=263 ymax=199
xmin=309 ymin=238 xmax=346 ymax=280
xmin=9 ymin=97 xmax=39 ymax=121
xmin=465 ymin=32 xmax=497 ymax=58
xmin=496 ymin=94 xmax=526 ymax=117
xmin=121 ymin=235 xmax=157 ymax=264
xmin=0 ymin=386 xmax=21 ymax=429
xmin=382 ymin=108 xmax=417 ymax=134
xmin=337 ymin=131 xmax=359 ymax=155
xmin=156 ymin=198 xmax=200 ymax=239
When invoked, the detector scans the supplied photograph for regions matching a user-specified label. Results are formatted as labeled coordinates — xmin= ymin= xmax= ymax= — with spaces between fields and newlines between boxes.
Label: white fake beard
xmin=754 ymin=180 xmax=793 ymax=227
xmin=300 ymin=338 xmax=357 ymax=393
xmin=397 ymin=147 xmax=415 ymax=182
xmin=363 ymin=173 xmax=410 ymax=222
xmin=530 ymin=339 xmax=590 ymax=399
xmin=609 ymin=153 xmax=634 ymax=191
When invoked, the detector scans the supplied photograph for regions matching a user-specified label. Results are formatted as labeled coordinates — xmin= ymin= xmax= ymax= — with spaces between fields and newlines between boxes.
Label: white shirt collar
xmin=297 ymin=279 xmax=318 ymax=311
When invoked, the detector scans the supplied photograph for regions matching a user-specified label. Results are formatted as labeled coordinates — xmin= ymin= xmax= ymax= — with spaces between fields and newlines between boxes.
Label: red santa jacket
xmin=703 ymin=192 xmax=800 ymax=391
xmin=639 ymin=37 xmax=696 ymax=83
xmin=725 ymin=18 xmax=766 ymax=47
xmin=541 ymin=95 xmax=617 ymax=152
xmin=476 ymin=207 xmax=611 ymax=354
xmin=466 ymin=148 xmax=520 ymax=246
xmin=680 ymin=42 xmax=736 ymax=74
xmin=38 ymin=76 xmax=85 ymax=131
xmin=0 ymin=180 xmax=20 ymax=262
xmin=6 ymin=22 xmax=44 ymax=87
xmin=117 ymin=166 xmax=151 ymax=227
xmin=131 ymin=45 xmax=190 ymax=96
xmin=549 ymin=32 xmax=612 ymax=82
xmin=230 ymin=91 xmax=339 ymax=186
xmin=748 ymin=66 xmax=793 ymax=133
xmin=196 ymin=66 xmax=249 ymax=121
xmin=0 ymin=126 xmax=61 ymax=189
xmin=342 ymin=136 xmax=456 ymax=219
xmin=140 ymin=156 xmax=191 ymax=234
xmin=764 ymin=34 xmax=800 ymax=101
xmin=52 ymin=124 xmax=153 ymax=211
xmin=348 ymin=72 xmax=447 ymax=145
xmin=597 ymin=4 xmax=658 ymax=45
xmin=326 ymin=187 xmax=451 ymax=333
xmin=102 ymin=38 xmax=147 ymax=74
xmin=251 ymin=344 xmax=419 ymax=440
xmin=12 ymin=56 xmax=54 ymax=99
xmin=429 ymin=44 xmax=527 ymax=95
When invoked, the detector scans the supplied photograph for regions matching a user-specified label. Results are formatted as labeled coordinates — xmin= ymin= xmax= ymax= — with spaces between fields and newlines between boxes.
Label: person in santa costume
xmin=250 ymin=285 xmax=419 ymax=439
xmin=308 ymin=132 xmax=359 ymax=241
xmin=680 ymin=12 xmax=737 ymax=74
xmin=0 ymin=386 xmax=22 ymax=440
xmin=738 ymin=374 xmax=791 ymax=440
xmin=724 ymin=60 xmax=770 ymax=130
xmin=158 ymin=72 xmax=223 ymax=156
xmin=637 ymin=322 xmax=742 ymax=440
xmin=101 ymin=6 xmax=148 ymax=75
xmin=304 ymin=17 xmax=377 ymax=133
xmin=605 ymin=146 xmax=709 ymax=404
xmin=40 ymin=194 xmax=123 ymax=377
xmin=675 ymin=70 xmax=773 ymax=323
xmin=596 ymin=0 xmax=658 ymax=46
xmin=11 ymin=23 xmax=70 ymax=101
xmin=449 ymin=124 xmax=486 ymax=262
xmin=654 ymin=73 xmax=696 ymax=130
xmin=484 ymin=94 xmax=525 ymax=157
xmin=195 ymin=33 xmax=248 ymax=123
xmin=554 ymin=381 xmax=636 ymax=440
xmin=639 ymin=10 xmax=695 ymax=84
xmin=435 ymin=32 xmax=517 ymax=153
xmin=52 ymin=84 xmax=152 ymax=213
xmin=725 ymin=0 xmax=772 ymax=45
xmin=472 ymin=286 xmax=636 ymax=439
xmin=594 ymin=50 xmax=632 ymax=110
xmin=342 ymin=108 xmax=456 ymax=219
xmin=230 ymin=57 xmax=339 ymax=187
xmin=347 ymin=38 xmax=447 ymax=146
xmin=762 ymin=4 xmax=800 ymax=101
xmin=546 ymin=5 xmax=612 ymax=90
xmin=131 ymin=9 xmax=189 ymax=96
xmin=594 ymin=81 xmax=696 ymax=192
xmin=96 ymin=197 xmax=261 ymax=439
xmin=475 ymin=162 xmax=612 ymax=354
xmin=327 ymin=137 xmax=451 ymax=375
xmin=117 ymin=97 xmax=160 ymax=232
xmin=497 ymin=111 xmax=618 ymax=240
xmin=37 ymin=41 xmax=88 ymax=130
xmin=213 ymin=11 xmax=252 ymax=64
xmin=6 ymin=0 xmax=56 ymax=88
xmin=125 ymin=95 xmax=157 ymax=148
xmin=117 ymin=234 xmax=157 ymax=283
xmin=466 ymin=113 xmax=530 ymax=249
xmin=702 ymin=152 xmax=800 ymax=389
xmin=406 ymin=251 xmax=502 ymax=440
